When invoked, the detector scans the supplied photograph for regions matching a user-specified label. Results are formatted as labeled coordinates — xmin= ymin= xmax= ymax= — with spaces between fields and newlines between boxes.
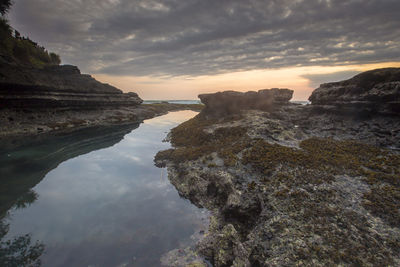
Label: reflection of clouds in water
xmin=85 ymin=162 xmax=104 ymax=172
xmin=123 ymin=154 xmax=142 ymax=163
xmin=142 ymin=172 xmax=173 ymax=196
xmin=144 ymin=110 xmax=199 ymax=126
xmin=122 ymin=135 xmax=161 ymax=147
xmin=4 ymin=110 xmax=206 ymax=266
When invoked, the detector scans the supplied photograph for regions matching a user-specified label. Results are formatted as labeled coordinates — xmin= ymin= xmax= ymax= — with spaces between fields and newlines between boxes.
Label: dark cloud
xmin=8 ymin=0 xmax=400 ymax=76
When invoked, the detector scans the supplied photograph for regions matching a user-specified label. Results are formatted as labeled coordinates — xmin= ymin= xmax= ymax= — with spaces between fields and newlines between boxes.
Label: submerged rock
xmin=198 ymin=88 xmax=293 ymax=116
xmin=309 ymin=68 xmax=400 ymax=115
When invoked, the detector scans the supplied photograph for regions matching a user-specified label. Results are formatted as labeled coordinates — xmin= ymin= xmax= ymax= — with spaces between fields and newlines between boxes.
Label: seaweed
xmin=156 ymin=112 xmax=400 ymax=266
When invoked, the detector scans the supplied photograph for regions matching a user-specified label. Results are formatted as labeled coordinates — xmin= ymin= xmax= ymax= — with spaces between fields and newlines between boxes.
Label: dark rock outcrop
xmin=309 ymin=68 xmax=400 ymax=115
xmin=0 ymin=62 xmax=142 ymax=109
xmin=199 ymin=88 xmax=293 ymax=116
xmin=0 ymin=61 xmax=205 ymax=137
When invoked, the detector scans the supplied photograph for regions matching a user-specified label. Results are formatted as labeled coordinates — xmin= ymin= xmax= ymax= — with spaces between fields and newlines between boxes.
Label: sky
xmin=8 ymin=0 xmax=400 ymax=100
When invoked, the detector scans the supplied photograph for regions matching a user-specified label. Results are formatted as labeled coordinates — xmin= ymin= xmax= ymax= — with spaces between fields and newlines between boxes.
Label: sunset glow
xmin=94 ymin=62 xmax=400 ymax=100
xmin=9 ymin=0 xmax=400 ymax=101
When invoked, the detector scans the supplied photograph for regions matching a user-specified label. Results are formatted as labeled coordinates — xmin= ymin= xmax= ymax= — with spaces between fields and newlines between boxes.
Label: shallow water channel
xmin=0 ymin=110 xmax=208 ymax=267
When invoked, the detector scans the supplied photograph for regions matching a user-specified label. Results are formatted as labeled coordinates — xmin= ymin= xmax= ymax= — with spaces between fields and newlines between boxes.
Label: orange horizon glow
xmin=93 ymin=62 xmax=400 ymax=101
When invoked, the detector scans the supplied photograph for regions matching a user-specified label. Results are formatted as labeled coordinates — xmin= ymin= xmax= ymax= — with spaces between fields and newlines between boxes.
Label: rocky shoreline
xmin=155 ymin=68 xmax=400 ymax=266
xmin=0 ymin=61 xmax=203 ymax=138
xmin=0 ymin=102 xmax=203 ymax=138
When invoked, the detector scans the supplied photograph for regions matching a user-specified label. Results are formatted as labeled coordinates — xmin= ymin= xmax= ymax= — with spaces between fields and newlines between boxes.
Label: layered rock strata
xmin=0 ymin=63 xmax=142 ymax=109
xmin=0 ymin=61 xmax=204 ymax=137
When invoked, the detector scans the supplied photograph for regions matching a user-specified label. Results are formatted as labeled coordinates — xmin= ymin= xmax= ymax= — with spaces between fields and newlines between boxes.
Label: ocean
xmin=143 ymin=100 xmax=310 ymax=105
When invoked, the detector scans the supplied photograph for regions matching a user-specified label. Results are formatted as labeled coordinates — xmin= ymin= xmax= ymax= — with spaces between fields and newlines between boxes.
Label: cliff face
xmin=309 ymin=68 xmax=400 ymax=115
xmin=0 ymin=62 xmax=142 ymax=109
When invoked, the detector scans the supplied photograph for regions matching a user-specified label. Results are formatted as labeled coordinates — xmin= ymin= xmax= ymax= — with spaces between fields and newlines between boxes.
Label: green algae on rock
xmin=155 ymin=84 xmax=400 ymax=266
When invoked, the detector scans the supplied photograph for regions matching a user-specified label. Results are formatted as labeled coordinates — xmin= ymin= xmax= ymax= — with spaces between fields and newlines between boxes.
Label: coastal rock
xmin=0 ymin=63 xmax=143 ymax=109
xmin=198 ymin=88 xmax=293 ymax=116
xmin=0 ymin=61 xmax=205 ymax=137
xmin=0 ymin=101 xmax=204 ymax=137
xmin=309 ymin=68 xmax=400 ymax=114
xmin=156 ymin=110 xmax=400 ymax=266
xmin=156 ymin=69 xmax=400 ymax=266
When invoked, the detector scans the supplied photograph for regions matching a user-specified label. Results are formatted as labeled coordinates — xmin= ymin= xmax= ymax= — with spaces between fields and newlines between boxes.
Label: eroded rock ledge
xmin=0 ymin=63 xmax=142 ymax=109
xmin=0 ymin=62 xmax=203 ymax=137
xmin=155 ymin=71 xmax=400 ymax=266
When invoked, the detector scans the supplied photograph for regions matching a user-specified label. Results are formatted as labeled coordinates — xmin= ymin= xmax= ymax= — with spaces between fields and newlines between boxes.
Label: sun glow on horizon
xmin=93 ymin=62 xmax=400 ymax=101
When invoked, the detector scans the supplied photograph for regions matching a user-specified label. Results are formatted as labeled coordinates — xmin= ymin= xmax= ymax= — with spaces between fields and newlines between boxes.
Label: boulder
xmin=309 ymin=68 xmax=400 ymax=114
xmin=198 ymin=88 xmax=293 ymax=116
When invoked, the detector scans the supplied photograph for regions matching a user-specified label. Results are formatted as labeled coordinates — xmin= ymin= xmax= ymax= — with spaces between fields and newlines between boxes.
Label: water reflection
xmin=0 ymin=219 xmax=44 ymax=266
xmin=0 ymin=123 xmax=140 ymax=217
xmin=0 ymin=111 xmax=207 ymax=267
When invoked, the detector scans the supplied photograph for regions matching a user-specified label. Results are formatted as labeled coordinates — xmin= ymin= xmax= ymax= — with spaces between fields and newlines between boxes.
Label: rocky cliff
xmin=309 ymin=68 xmax=400 ymax=115
xmin=0 ymin=60 xmax=205 ymax=137
xmin=0 ymin=62 xmax=142 ymax=109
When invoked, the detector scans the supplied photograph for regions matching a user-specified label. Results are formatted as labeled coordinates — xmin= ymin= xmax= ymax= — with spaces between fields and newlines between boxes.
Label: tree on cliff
xmin=0 ymin=0 xmax=62 ymax=66
xmin=0 ymin=0 xmax=12 ymax=16
xmin=0 ymin=0 xmax=13 ymax=46
xmin=50 ymin=52 xmax=61 ymax=65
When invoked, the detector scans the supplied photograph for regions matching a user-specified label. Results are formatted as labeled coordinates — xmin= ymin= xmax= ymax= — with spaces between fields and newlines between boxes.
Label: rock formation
xmin=198 ymin=88 xmax=293 ymax=116
xmin=0 ymin=60 xmax=204 ymax=137
xmin=155 ymin=68 xmax=400 ymax=266
xmin=0 ymin=62 xmax=142 ymax=109
xmin=309 ymin=68 xmax=400 ymax=115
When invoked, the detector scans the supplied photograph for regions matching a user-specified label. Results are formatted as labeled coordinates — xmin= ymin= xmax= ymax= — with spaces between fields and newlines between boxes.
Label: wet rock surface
xmin=155 ymin=75 xmax=400 ymax=266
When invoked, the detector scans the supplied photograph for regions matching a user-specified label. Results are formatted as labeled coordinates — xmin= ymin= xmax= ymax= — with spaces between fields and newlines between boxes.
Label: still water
xmin=0 ymin=110 xmax=207 ymax=267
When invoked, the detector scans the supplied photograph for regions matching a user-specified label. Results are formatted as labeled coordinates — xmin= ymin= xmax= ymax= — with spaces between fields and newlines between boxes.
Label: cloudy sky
xmin=9 ymin=0 xmax=400 ymax=100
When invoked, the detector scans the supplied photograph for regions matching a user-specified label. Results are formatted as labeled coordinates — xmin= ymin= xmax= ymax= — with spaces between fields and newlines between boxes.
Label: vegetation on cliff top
xmin=0 ymin=1 xmax=61 ymax=67
xmin=0 ymin=0 xmax=12 ymax=16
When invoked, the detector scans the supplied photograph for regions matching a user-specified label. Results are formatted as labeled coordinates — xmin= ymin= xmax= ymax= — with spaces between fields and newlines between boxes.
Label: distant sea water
xmin=144 ymin=100 xmax=310 ymax=105
xmin=143 ymin=100 xmax=201 ymax=104
xmin=290 ymin=100 xmax=310 ymax=105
